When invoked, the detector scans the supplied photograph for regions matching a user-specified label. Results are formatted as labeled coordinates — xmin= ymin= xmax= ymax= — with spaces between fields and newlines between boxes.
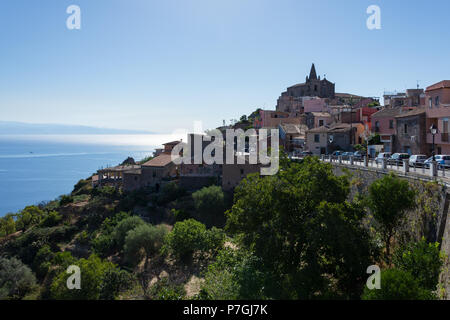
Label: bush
xmin=40 ymin=211 xmax=62 ymax=227
xmin=192 ymin=185 xmax=225 ymax=227
xmin=33 ymin=245 xmax=55 ymax=278
xmin=99 ymin=268 xmax=134 ymax=300
xmin=163 ymin=219 xmax=225 ymax=262
xmin=158 ymin=182 xmax=186 ymax=204
xmin=361 ymin=268 xmax=435 ymax=300
xmin=15 ymin=206 xmax=46 ymax=230
xmin=50 ymin=254 xmax=117 ymax=300
xmin=112 ymin=216 xmax=145 ymax=249
xmin=124 ymin=224 xmax=168 ymax=266
xmin=59 ymin=195 xmax=73 ymax=206
xmin=0 ymin=257 xmax=37 ymax=299
xmin=149 ymin=277 xmax=185 ymax=300
xmin=200 ymin=247 xmax=266 ymax=300
xmin=393 ymin=239 xmax=444 ymax=290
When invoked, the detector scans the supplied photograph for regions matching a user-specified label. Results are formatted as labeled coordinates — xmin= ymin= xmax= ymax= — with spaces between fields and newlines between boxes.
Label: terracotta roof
xmin=395 ymin=108 xmax=426 ymax=118
xmin=163 ymin=141 xmax=181 ymax=146
xmin=279 ymin=123 xmax=308 ymax=135
xmin=142 ymin=154 xmax=177 ymax=167
xmin=372 ymin=108 xmax=405 ymax=118
xmin=98 ymin=164 xmax=141 ymax=173
xmin=426 ymin=81 xmax=450 ymax=92
xmin=307 ymin=123 xmax=353 ymax=134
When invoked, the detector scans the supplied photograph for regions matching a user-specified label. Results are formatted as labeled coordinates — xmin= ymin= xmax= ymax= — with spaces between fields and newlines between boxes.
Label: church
xmin=276 ymin=64 xmax=335 ymax=113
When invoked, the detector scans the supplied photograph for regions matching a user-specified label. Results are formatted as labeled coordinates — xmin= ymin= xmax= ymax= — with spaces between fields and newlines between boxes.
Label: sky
xmin=0 ymin=0 xmax=449 ymax=133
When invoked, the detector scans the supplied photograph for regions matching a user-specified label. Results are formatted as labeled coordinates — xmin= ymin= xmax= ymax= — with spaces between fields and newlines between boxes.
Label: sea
xmin=0 ymin=134 xmax=184 ymax=216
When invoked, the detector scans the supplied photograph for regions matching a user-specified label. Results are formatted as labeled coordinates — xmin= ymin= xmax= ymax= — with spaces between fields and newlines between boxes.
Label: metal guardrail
xmin=315 ymin=155 xmax=450 ymax=186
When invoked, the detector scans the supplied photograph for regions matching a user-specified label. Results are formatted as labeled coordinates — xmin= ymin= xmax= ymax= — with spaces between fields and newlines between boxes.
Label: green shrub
xmin=59 ymin=195 xmax=73 ymax=206
xmin=158 ymin=182 xmax=186 ymax=204
xmin=124 ymin=224 xmax=168 ymax=266
xmin=361 ymin=268 xmax=435 ymax=300
xmin=163 ymin=219 xmax=225 ymax=262
xmin=40 ymin=211 xmax=62 ymax=227
xmin=50 ymin=254 xmax=117 ymax=300
xmin=99 ymin=268 xmax=134 ymax=300
xmin=112 ymin=216 xmax=146 ymax=249
xmin=393 ymin=239 xmax=444 ymax=290
xmin=0 ymin=257 xmax=37 ymax=299
xmin=149 ymin=277 xmax=185 ymax=300
xmin=192 ymin=185 xmax=225 ymax=227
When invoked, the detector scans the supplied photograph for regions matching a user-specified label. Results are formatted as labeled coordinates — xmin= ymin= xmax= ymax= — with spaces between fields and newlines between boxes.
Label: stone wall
xmin=331 ymin=163 xmax=450 ymax=299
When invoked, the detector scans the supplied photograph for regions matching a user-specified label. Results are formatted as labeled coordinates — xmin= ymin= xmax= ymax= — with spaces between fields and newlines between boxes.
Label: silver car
xmin=409 ymin=155 xmax=427 ymax=167
xmin=375 ymin=152 xmax=392 ymax=164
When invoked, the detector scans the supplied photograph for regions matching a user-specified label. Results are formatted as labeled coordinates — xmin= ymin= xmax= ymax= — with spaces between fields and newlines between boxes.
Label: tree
xmin=393 ymin=239 xmax=444 ymax=290
xmin=368 ymin=173 xmax=416 ymax=263
xmin=200 ymin=247 xmax=266 ymax=300
xmin=99 ymin=268 xmax=134 ymax=300
xmin=124 ymin=224 xmax=168 ymax=266
xmin=192 ymin=185 xmax=225 ymax=227
xmin=226 ymin=157 xmax=375 ymax=299
xmin=361 ymin=268 xmax=435 ymax=300
xmin=50 ymin=254 xmax=116 ymax=300
xmin=0 ymin=214 xmax=16 ymax=237
xmin=0 ymin=257 xmax=37 ymax=299
xmin=112 ymin=216 xmax=145 ymax=249
xmin=15 ymin=206 xmax=45 ymax=230
xmin=163 ymin=219 xmax=225 ymax=262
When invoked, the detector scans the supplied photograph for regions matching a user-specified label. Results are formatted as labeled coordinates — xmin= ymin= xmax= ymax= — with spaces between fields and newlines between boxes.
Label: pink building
xmin=253 ymin=110 xmax=301 ymax=129
xmin=372 ymin=107 xmax=413 ymax=152
xmin=425 ymin=81 xmax=450 ymax=154
xmin=303 ymin=98 xmax=327 ymax=113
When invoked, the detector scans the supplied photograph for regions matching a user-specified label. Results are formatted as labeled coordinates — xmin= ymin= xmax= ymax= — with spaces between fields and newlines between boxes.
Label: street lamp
xmin=430 ymin=124 xmax=438 ymax=162
xmin=328 ymin=135 xmax=334 ymax=156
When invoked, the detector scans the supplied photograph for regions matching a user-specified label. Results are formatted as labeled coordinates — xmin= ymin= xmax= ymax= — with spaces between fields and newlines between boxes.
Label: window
xmin=389 ymin=120 xmax=394 ymax=129
xmin=314 ymin=85 xmax=318 ymax=91
xmin=314 ymin=134 xmax=320 ymax=143
xmin=404 ymin=124 xmax=408 ymax=134
xmin=319 ymin=120 xmax=324 ymax=126
xmin=240 ymin=169 xmax=244 ymax=175
xmin=429 ymin=98 xmax=433 ymax=108
xmin=435 ymin=96 xmax=440 ymax=106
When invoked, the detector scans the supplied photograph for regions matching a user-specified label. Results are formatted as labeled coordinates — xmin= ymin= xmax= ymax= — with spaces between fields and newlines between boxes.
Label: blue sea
xmin=0 ymin=134 xmax=181 ymax=216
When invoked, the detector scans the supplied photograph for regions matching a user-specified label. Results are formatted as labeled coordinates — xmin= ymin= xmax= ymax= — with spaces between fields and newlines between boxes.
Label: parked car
xmin=341 ymin=152 xmax=353 ymax=160
xmin=375 ymin=152 xmax=392 ymax=164
xmin=387 ymin=153 xmax=410 ymax=165
xmin=424 ymin=155 xmax=450 ymax=169
xmin=353 ymin=151 xmax=365 ymax=161
xmin=409 ymin=155 xmax=427 ymax=167
xmin=331 ymin=150 xmax=343 ymax=157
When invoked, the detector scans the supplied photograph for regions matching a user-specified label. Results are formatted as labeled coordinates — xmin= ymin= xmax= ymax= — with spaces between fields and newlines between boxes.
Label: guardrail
xmin=316 ymin=155 xmax=450 ymax=186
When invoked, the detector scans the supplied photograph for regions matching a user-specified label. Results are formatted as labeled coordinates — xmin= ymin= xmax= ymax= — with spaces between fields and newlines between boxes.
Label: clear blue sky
xmin=0 ymin=0 xmax=449 ymax=133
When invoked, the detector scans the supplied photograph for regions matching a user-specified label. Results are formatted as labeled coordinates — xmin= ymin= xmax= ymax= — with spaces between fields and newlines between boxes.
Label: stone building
xmin=276 ymin=64 xmax=335 ymax=113
xmin=394 ymin=108 xmax=427 ymax=155
xmin=306 ymin=123 xmax=358 ymax=155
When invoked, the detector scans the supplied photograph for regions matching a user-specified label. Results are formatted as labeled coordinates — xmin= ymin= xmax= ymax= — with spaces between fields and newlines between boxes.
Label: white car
xmin=375 ymin=152 xmax=392 ymax=164
xmin=409 ymin=155 xmax=427 ymax=167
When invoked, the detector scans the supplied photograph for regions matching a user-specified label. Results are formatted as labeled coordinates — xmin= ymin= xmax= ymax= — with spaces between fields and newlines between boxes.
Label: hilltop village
xmin=0 ymin=64 xmax=449 ymax=301
xmin=93 ymin=64 xmax=450 ymax=193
